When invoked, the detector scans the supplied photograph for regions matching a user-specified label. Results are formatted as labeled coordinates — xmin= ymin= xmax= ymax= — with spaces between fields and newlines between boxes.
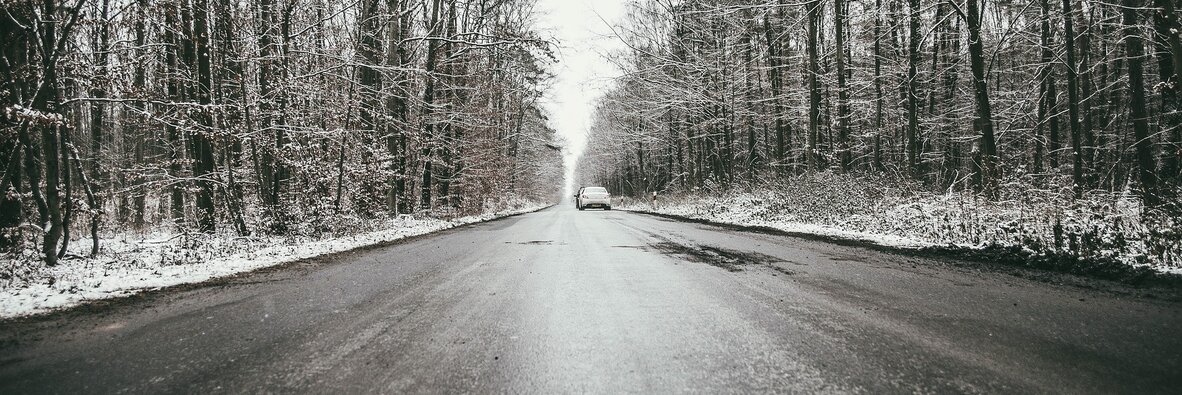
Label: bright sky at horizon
xmin=534 ymin=0 xmax=627 ymax=196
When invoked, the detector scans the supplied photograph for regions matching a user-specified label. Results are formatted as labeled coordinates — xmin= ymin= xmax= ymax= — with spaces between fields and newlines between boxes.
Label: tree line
xmin=1 ymin=0 xmax=563 ymax=265
xmin=580 ymin=0 xmax=1181 ymax=210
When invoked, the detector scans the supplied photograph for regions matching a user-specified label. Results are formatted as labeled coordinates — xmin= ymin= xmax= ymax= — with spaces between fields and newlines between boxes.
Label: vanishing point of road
xmin=2 ymin=206 xmax=1180 ymax=393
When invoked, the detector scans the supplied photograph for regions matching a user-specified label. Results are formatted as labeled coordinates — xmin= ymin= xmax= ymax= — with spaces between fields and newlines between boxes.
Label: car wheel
xmin=605 ymin=206 xmax=612 ymax=211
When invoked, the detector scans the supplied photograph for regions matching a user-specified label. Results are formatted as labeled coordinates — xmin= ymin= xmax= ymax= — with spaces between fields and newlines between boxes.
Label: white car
xmin=575 ymin=186 xmax=612 ymax=210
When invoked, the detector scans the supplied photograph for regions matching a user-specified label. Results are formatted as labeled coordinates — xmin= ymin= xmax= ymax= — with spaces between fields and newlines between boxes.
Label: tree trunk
xmin=763 ymin=5 xmax=786 ymax=172
xmin=745 ymin=25 xmax=758 ymax=180
xmin=1035 ymin=0 xmax=1054 ymax=174
xmin=89 ymin=0 xmax=110 ymax=214
xmin=1062 ymin=0 xmax=1084 ymax=197
xmin=19 ymin=126 xmax=48 ymax=228
xmin=438 ymin=0 xmax=458 ymax=208
xmin=936 ymin=3 xmax=962 ymax=188
xmin=873 ymin=0 xmax=884 ymax=171
xmin=34 ymin=0 xmax=65 ymax=265
xmin=57 ymin=114 xmax=72 ymax=258
xmin=805 ymin=0 xmax=821 ymax=172
xmin=131 ymin=0 xmax=148 ymax=229
xmin=386 ymin=0 xmax=412 ymax=214
xmin=965 ymin=0 xmax=999 ymax=196
xmin=1123 ymin=0 xmax=1160 ymax=206
xmin=835 ymin=0 xmax=851 ymax=171
xmin=1153 ymin=0 xmax=1182 ymax=192
xmin=0 ymin=141 xmax=21 ymax=251
xmin=906 ymin=0 xmax=922 ymax=179
xmin=1076 ymin=10 xmax=1097 ymax=187
xmin=192 ymin=0 xmax=218 ymax=233
xmin=165 ymin=1 xmax=185 ymax=227
xmin=214 ymin=0 xmax=248 ymax=236
xmin=64 ymin=137 xmax=101 ymax=256
xmin=256 ymin=0 xmax=280 ymax=217
xmin=420 ymin=0 xmax=442 ymax=209
xmin=1 ymin=9 xmax=29 ymax=251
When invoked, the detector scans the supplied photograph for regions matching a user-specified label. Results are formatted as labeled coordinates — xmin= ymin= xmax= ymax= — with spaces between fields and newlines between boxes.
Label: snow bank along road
xmin=1 ymin=206 xmax=1180 ymax=393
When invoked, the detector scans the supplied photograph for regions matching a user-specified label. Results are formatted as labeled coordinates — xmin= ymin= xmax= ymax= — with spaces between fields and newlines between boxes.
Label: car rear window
xmin=585 ymin=187 xmax=608 ymax=193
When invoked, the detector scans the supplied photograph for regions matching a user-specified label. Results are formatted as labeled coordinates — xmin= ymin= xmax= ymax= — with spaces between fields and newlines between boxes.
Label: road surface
xmin=2 ymin=205 xmax=1180 ymax=393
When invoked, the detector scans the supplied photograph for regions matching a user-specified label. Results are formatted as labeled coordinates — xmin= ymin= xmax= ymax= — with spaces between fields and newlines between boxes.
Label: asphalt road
xmin=2 ymin=205 xmax=1180 ymax=394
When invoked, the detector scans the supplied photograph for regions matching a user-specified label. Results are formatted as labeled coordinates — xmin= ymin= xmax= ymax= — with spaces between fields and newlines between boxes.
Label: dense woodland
xmin=580 ymin=0 xmax=1182 ymax=212
xmin=1 ymin=0 xmax=564 ymax=265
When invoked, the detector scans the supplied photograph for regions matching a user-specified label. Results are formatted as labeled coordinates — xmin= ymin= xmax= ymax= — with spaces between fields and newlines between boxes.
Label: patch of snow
xmin=623 ymin=205 xmax=938 ymax=250
xmin=0 ymin=204 xmax=548 ymax=319
xmin=621 ymin=175 xmax=1180 ymax=275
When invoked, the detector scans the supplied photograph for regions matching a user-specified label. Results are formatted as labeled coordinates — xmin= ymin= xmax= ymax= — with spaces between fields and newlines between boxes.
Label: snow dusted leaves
xmin=4 ymin=105 xmax=68 ymax=127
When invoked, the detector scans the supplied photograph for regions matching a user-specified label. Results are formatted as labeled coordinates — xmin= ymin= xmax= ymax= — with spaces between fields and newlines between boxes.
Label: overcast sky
xmin=534 ymin=0 xmax=627 ymax=194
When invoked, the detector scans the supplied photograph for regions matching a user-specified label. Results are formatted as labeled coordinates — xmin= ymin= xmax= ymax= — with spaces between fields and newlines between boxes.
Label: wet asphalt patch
xmin=649 ymin=242 xmax=785 ymax=273
xmin=508 ymin=240 xmax=567 ymax=246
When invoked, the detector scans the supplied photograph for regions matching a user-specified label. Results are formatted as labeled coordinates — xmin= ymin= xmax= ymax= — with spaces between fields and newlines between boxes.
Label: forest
xmin=1 ymin=0 xmax=564 ymax=266
xmin=579 ymin=0 xmax=1182 ymax=267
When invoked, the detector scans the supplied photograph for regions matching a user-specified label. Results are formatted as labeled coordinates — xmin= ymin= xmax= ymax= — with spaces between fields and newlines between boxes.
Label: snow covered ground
xmin=618 ymin=174 xmax=1181 ymax=275
xmin=0 ymin=203 xmax=549 ymax=319
xmin=627 ymin=200 xmax=939 ymax=250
